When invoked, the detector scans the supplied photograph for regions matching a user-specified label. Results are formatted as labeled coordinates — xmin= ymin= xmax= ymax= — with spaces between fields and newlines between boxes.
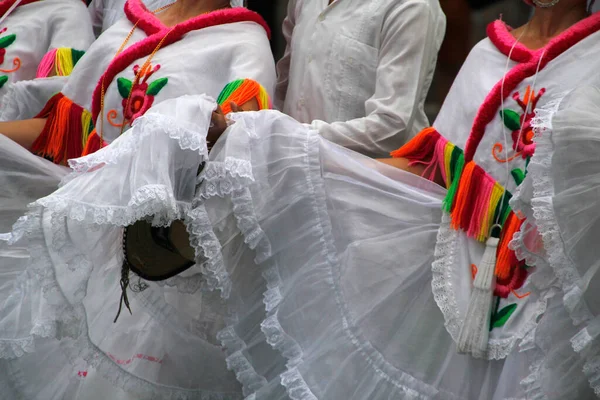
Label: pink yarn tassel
xmin=36 ymin=49 xmax=57 ymax=78
xmin=466 ymin=175 xmax=494 ymax=238
xmin=422 ymin=136 xmax=448 ymax=183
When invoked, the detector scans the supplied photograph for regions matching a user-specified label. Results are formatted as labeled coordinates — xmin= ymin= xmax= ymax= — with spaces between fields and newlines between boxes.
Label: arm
xmin=377 ymin=157 xmax=444 ymax=187
xmin=274 ymin=0 xmax=297 ymax=110
xmin=313 ymin=1 xmax=444 ymax=157
xmin=0 ymin=119 xmax=46 ymax=150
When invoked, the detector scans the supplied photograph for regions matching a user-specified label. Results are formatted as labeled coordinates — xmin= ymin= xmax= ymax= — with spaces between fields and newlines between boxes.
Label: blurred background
xmin=246 ymin=0 xmax=531 ymax=122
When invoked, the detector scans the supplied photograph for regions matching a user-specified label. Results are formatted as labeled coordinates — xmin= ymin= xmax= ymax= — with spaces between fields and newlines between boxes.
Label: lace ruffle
xmin=36 ymin=185 xmax=190 ymax=228
xmin=221 ymin=129 xmax=442 ymax=399
xmin=68 ymin=113 xmax=209 ymax=174
xmin=198 ymin=157 xmax=254 ymax=199
xmin=217 ymin=326 xmax=267 ymax=397
xmin=526 ymin=95 xmax=600 ymax=395
xmin=185 ymin=205 xmax=233 ymax=298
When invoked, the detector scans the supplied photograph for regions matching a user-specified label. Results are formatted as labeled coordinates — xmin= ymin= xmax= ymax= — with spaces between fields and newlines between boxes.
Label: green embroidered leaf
xmin=0 ymin=34 xmax=16 ymax=49
xmin=511 ymin=168 xmax=525 ymax=185
xmin=491 ymin=303 xmax=518 ymax=329
xmin=0 ymin=75 xmax=8 ymax=89
xmin=117 ymin=77 xmax=132 ymax=99
xmin=146 ymin=77 xmax=168 ymax=96
xmin=499 ymin=109 xmax=521 ymax=131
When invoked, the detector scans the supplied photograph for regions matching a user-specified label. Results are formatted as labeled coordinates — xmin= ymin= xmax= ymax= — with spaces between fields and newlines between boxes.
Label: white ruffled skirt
xmin=0 ymin=93 xmax=597 ymax=399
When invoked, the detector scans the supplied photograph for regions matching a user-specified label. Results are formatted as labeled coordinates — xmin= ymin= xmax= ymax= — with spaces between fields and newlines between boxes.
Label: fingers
xmin=230 ymin=101 xmax=240 ymax=113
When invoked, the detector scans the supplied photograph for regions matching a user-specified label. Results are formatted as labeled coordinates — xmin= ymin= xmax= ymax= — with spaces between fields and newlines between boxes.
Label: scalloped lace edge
xmin=221 ymin=131 xmax=444 ymax=399
xmin=216 ymin=326 xmax=268 ymax=397
xmin=68 ymin=113 xmax=209 ymax=173
xmin=526 ymin=94 xmax=600 ymax=396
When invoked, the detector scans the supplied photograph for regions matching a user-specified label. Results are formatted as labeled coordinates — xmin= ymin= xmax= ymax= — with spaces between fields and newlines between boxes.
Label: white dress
xmin=1 ymin=12 xmax=599 ymax=400
xmin=514 ymin=81 xmax=600 ymax=400
xmin=0 ymin=3 xmax=275 ymax=399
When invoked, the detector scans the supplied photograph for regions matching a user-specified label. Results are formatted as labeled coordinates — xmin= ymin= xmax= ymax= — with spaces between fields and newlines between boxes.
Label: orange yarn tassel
xmin=450 ymin=161 xmax=476 ymax=230
xmin=390 ymin=127 xmax=439 ymax=160
xmin=31 ymin=93 xmax=94 ymax=165
xmin=495 ymin=212 xmax=523 ymax=280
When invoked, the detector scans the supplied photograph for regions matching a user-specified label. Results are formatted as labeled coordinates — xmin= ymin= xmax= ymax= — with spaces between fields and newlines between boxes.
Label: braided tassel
xmin=456 ymin=235 xmax=499 ymax=358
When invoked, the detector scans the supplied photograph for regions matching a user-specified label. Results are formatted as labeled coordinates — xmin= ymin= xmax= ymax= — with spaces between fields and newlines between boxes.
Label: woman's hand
xmin=207 ymin=105 xmax=228 ymax=146
xmin=207 ymin=101 xmax=257 ymax=147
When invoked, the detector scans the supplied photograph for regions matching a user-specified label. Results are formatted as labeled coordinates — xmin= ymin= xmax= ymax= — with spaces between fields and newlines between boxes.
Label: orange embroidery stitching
xmin=511 ymin=290 xmax=531 ymax=299
xmin=107 ymin=109 xmax=125 ymax=127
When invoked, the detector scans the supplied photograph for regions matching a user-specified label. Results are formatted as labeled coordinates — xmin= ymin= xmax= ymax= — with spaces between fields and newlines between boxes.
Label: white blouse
xmin=276 ymin=0 xmax=446 ymax=158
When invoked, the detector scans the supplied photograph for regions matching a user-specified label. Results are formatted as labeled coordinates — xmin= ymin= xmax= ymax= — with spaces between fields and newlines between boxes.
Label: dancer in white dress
xmin=1 ymin=1 xmax=599 ymax=400
xmin=0 ymin=1 xmax=275 ymax=398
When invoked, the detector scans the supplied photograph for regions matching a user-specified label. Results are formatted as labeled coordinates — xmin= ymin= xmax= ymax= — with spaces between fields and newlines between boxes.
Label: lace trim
xmin=221 ymin=129 xmax=442 ymax=399
xmin=1 ymin=207 xmax=243 ymax=400
xmin=185 ymin=205 xmax=233 ymax=298
xmin=431 ymin=214 xmax=549 ymax=360
xmin=527 ymin=94 xmax=600 ymax=395
xmin=197 ymin=157 xmax=254 ymax=199
xmin=68 ymin=113 xmax=209 ymax=174
xmin=36 ymin=185 xmax=190 ymax=228
xmin=216 ymin=326 xmax=267 ymax=397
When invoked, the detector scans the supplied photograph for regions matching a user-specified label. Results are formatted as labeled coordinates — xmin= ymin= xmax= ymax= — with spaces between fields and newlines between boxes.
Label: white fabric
xmin=88 ymin=0 xmax=249 ymax=35
xmin=429 ymin=27 xmax=600 ymax=361
xmin=0 ymin=77 xmax=68 ymax=121
xmin=0 ymin=0 xmax=94 ymax=100
xmin=0 ymin=94 xmax=597 ymax=399
xmin=61 ymin=15 xmax=275 ymax=144
xmin=0 ymin=95 xmax=244 ymax=399
xmin=510 ymin=83 xmax=600 ymax=398
xmin=0 ymin=10 xmax=275 ymax=398
xmin=275 ymin=0 xmax=446 ymax=158
xmin=0 ymin=97 xmax=531 ymax=400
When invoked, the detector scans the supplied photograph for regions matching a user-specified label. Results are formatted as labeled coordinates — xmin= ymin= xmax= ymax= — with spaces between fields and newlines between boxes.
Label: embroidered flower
xmin=115 ymin=63 xmax=168 ymax=125
xmin=495 ymin=86 xmax=545 ymax=162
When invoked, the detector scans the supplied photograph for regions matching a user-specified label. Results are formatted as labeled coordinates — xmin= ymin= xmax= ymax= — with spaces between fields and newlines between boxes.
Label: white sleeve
xmin=228 ymin=27 xmax=277 ymax=99
xmin=48 ymin=2 xmax=96 ymax=51
xmin=311 ymin=1 xmax=444 ymax=156
xmin=274 ymin=0 xmax=297 ymax=110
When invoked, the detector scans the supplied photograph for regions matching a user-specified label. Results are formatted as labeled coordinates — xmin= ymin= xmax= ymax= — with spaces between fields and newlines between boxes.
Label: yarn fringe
xmin=391 ymin=128 xmax=526 ymax=296
xmin=217 ymin=78 xmax=272 ymax=115
xmin=36 ymin=48 xmax=86 ymax=78
xmin=31 ymin=93 xmax=95 ymax=164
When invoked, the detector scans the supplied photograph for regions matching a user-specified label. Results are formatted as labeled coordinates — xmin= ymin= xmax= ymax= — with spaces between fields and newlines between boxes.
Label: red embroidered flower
xmin=511 ymin=120 xmax=536 ymax=158
xmin=116 ymin=63 xmax=168 ymax=125
xmin=495 ymin=259 xmax=528 ymax=298
xmin=497 ymin=86 xmax=545 ymax=161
